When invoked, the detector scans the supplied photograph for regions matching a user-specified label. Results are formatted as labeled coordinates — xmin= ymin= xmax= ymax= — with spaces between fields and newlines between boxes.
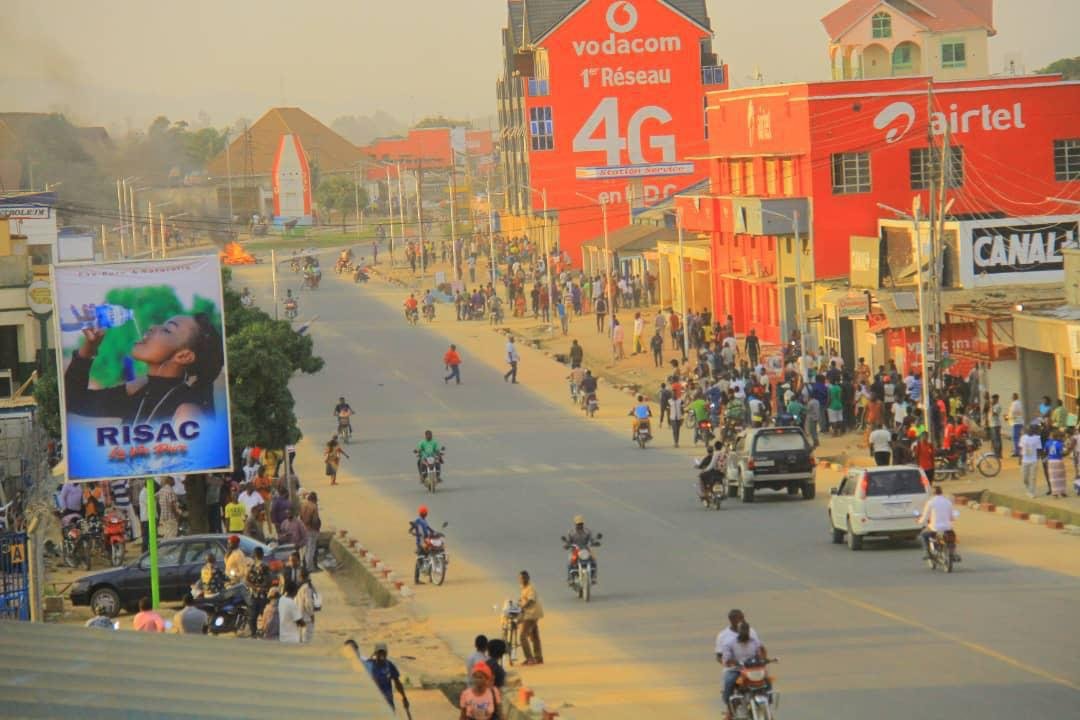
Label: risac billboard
xmin=53 ymin=257 xmax=233 ymax=481
xmin=529 ymin=0 xmax=715 ymax=256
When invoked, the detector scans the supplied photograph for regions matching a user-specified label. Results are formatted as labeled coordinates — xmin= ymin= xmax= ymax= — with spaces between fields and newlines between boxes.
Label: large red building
xmin=496 ymin=0 xmax=727 ymax=262
xmin=675 ymin=73 xmax=1080 ymax=351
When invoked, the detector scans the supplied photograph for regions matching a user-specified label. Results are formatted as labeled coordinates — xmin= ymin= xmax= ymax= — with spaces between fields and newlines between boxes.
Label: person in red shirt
xmin=403 ymin=293 xmax=419 ymax=322
xmin=914 ymin=431 xmax=936 ymax=484
xmin=443 ymin=344 xmax=463 ymax=385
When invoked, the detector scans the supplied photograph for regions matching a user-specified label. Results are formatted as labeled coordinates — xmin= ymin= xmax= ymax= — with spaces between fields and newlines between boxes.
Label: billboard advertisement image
xmin=53 ymin=256 xmax=232 ymax=481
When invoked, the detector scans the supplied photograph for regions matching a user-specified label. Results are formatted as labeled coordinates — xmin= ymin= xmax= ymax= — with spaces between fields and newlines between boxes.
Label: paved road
xmin=238 ymin=262 xmax=1078 ymax=718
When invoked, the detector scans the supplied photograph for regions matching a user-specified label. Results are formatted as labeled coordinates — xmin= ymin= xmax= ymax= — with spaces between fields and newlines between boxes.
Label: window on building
xmin=765 ymin=159 xmax=778 ymax=196
xmin=941 ymin=40 xmax=966 ymax=68
xmin=831 ymin=152 xmax=871 ymax=194
xmin=1054 ymin=139 xmax=1080 ymax=181
xmin=871 ymin=12 xmax=892 ymax=39
xmin=730 ymin=160 xmax=742 ymax=194
xmin=744 ymin=160 xmax=756 ymax=195
xmin=892 ymin=44 xmax=913 ymax=72
xmin=703 ymin=96 xmax=709 ymax=139
xmin=529 ymin=107 xmax=554 ymax=151
xmin=781 ymin=158 xmax=795 ymax=196
xmin=527 ymin=78 xmax=550 ymax=97
xmin=909 ymin=147 xmax=963 ymax=190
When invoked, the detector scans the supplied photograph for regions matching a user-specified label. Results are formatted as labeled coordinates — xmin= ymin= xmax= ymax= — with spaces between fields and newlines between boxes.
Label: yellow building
xmin=822 ymin=0 xmax=995 ymax=80
xmin=0 ymin=217 xmax=47 ymax=386
xmin=1012 ymin=248 xmax=1080 ymax=420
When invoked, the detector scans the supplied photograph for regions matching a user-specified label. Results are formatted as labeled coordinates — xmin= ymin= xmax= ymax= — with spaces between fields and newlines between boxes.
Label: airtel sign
xmin=874 ymin=100 xmax=1026 ymax=143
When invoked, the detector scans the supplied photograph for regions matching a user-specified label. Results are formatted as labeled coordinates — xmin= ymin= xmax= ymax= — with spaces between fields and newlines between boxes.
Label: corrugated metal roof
xmin=0 ymin=620 xmax=395 ymax=719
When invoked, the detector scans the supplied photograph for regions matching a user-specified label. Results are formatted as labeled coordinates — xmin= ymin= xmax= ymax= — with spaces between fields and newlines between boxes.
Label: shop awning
xmin=657 ymin=239 xmax=711 ymax=262
xmin=872 ymin=286 xmax=1066 ymax=330
xmin=581 ymin=224 xmax=661 ymax=252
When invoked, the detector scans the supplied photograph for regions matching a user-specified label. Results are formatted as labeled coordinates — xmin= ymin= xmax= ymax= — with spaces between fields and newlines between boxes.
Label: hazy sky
xmin=2 ymin=0 xmax=1075 ymax=132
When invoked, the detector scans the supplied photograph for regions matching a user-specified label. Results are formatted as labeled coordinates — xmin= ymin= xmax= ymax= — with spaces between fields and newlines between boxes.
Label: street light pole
xmin=148 ymin=200 xmax=155 ymax=258
xmin=353 ymin=165 xmax=362 ymax=243
xmin=486 ymin=176 xmax=497 ymax=285
xmin=385 ymin=165 xmax=396 ymax=266
xmin=415 ymin=175 xmax=425 ymax=278
xmin=449 ymin=178 xmax=458 ymax=281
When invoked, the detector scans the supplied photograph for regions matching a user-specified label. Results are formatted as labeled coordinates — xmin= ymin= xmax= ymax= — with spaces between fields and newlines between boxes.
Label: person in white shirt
xmin=1007 ymin=393 xmax=1025 ymax=457
xmin=891 ymin=399 xmax=909 ymax=429
xmin=669 ymin=395 xmax=684 ymax=448
xmin=715 ymin=611 xmax=765 ymax=714
xmin=238 ymin=483 xmax=262 ymax=517
xmin=918 ymin=485 xmax=955 ymax=559
xmin=868 ymin=424 xmax=893 ymax=466
xmin=1019 ymin=424 xmax=1044 ymax=497
xmin=277 ymin=580 xmax=304 ymax=643
xmin=503 ymin=336 xmax=520 ymax=384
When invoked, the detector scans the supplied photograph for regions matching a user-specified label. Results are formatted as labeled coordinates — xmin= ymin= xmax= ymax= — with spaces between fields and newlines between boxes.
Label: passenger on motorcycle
xmin=697 ymin=441 xmax=726 ymax=499
xmin=630 ymin=395 xmax=652 ymax=439
xmin=918 ymin=485 xmax=955 ymax=559
xmin=688 ymin=393 xmax=709 ymax=442
xmin=565 ymin=515 xmax=598 ymax=582
xmin=415 ymin=430 xmax=443 ymax=483
xmin=334 ymin=397 xmax=354 ymax=435
xmin=579 ymin=370 xmax=598 ymax=400
xmin=748 ymin=393 xmax=767 ymax=428
xmin=715 ymin=609 xmax=766 ymax=719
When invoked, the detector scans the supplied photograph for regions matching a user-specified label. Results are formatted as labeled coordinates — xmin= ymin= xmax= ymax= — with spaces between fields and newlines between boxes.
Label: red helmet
xmin=228 ymin=535 xmax=240 ymax=546
xmin=418 ymin=505 xmax=428 ymax=518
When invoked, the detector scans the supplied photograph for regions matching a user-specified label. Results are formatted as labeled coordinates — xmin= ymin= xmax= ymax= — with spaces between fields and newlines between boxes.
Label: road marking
xmin=507 ymin=465 xmax=530 ymax=474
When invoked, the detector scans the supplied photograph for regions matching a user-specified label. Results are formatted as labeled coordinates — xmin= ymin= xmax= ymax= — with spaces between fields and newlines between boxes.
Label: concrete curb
xmin=1065 ymin=524 xmax=1080 ymax=536
xmin=1029 ymin=513 xmax=1046 ymax=525
xmin=326 ymin=528 xmax=409 ymax=606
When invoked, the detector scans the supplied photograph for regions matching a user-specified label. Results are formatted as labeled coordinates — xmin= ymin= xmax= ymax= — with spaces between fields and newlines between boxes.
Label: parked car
xmin=69 ymin=534 xmax=294 ymax=618
xmin=724 ymin=426 xmax=816 ymax=503
xmin=828 ymin=465 xmax=931 ymax=550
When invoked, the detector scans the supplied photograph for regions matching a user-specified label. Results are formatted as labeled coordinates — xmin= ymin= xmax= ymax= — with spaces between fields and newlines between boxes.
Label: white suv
xmin=828 ymin=466 xmax=930 ymax=550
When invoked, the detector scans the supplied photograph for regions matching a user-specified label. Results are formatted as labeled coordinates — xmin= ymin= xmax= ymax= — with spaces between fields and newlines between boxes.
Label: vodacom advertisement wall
xmin=525 ymin=0 xmax=722 ymax=260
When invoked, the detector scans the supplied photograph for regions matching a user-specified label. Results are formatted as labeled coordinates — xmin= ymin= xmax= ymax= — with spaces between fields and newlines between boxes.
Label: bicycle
xmin=500 ymin=600 xmax=522 ymax=666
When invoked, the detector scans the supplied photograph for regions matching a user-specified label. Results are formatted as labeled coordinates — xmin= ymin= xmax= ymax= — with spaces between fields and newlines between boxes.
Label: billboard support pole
xmin=145 ymin=478 xmax=160 ymax=608
xmin=271 ymin=249 xmax=279 ymax=320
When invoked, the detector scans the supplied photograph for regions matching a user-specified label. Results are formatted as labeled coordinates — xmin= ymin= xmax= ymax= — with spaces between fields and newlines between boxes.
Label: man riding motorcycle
xmin=697 ymin=440 xmax=726 ymax=501
xmin=689 ymin=393 xmax=710 ymax=443
xmin=410 ymin=505 xmax=435 ymax=584
xmin=403 ymin=293 xmax=419 ymax=322
xmin=630 ymin=395 xmax=652 ymax=440
xmin=415 ymin=430 xmax=443 ymax=484
xmin=919 ymin=485 xmax=955 ymax=560
xmin=565 ymin=515 xmax=598 ymax=583
xmin=333 ymin=396 xmax=354 ymax=436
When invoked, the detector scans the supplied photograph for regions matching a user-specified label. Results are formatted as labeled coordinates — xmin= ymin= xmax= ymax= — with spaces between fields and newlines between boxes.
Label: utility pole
xmin=116 ymin=180 xmax=125 ymax=255
xmin=224 ymin=129 xmax=235 ymax=229
xmin=601 ymin=199 xmax=614 ymax=338
xmin=128 ymin=185 xmax=137 ymax=254
xmin=540 ymin=188 xmax=553 ymax=334
xmin=353 ymin=165 xmax=362 ymax=243
xmin=449 ymin=175 xmax=458 ymax=281
xmin=148 ymin=200 xmax=155 ymax=257
xmin=415 ymin=174 xmax=425 ymax=278
xmin=396 ymin=162 xmax=406 ymax=259
xmin=385 ymin=166 xmax=396 ymax=266
xmin=159 ymin=213 xmax=166 ymax=258
xmin=793 ymin=209 xmax=807 ymax=378
xmin=676 ymin=209 xmax=690 ymax=361
xmin=925 ymin=82 xmax=938 ymax=389
xmin=486 ymin=175 xmax=497 ymax=284
xmin=933 ymin=121 xmax=951 ymax=386
xmin=911 ymin=196 xmax=934 ymax=449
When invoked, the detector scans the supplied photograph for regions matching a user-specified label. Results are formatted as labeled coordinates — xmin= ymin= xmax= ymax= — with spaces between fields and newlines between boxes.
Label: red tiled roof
xmin=821 ymin=0 xmax=995 ymax=41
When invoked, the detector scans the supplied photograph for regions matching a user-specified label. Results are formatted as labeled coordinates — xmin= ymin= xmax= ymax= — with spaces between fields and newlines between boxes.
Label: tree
xmin=1036 ymin=56 xmax=1080 ymax=80
xmin=31 ymin=367 xmax=61 ymax=440
xmin=415 ymin=115 xmax=472 ymax=129
xmin=315 ymin=175 xmax=367 ymax=230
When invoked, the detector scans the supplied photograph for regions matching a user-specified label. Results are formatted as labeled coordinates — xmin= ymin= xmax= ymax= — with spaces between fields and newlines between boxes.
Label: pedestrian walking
xmin=650 ymin=329 xmax=664 ymax=368
xmin=1008 ymin=392 xmax=1025 ymax=457
xmin=1019 ymin=424 xmax=1042 ymax=497
xmin=569 ymin=339 xmax=583 ymax=369
xmin=362 ymin=642 xmax=411 ymax=713
xmin=518 ymin=570 xmax=544 ymax=665
xmin=1044 ymin=430 xmax=1067 ymax=498
xmin=556 ymin=298 xmax=568 ymax=335
xmin=632 ymin=312 xmax=644 ymax=354
xmin=504 ymin=336 xmax=519 ymax=383
xmin=297 ymin=570 xmax=318 ymax=643
xmin=988 ymin=393 xmax=1003 ymax=457
xmin=204 ymin=475 xmax=223 ymax=535
xmin=324 ymin=440 xmax=348 ymax=486
xmin=914 ymin=431 xmax=935 ymax=484
xmin=460 ymin=662 xmax=501 ymax=720
xmin=745 ymin=329 xmax=760 ymax=367
xmin=658 ymin=382 xmax=672 ymax=427
xmin=669 ymin=393 xmax=684 ymax=448
xmin=246 ymin=547 xmax=271 ymax=637
xmin=300 ymin=492 xmax=322 ymax=571
xmin=444 ymin=343 xmax=463 ymax=384
xmin=611 ymin=319 xmax=624 ymax=360
xmin=594 ymin=295 xmax=608 ymax=333
xmin=868 ymin=424 xmax=892 ymax=466
xmin=278 ymin=580 xmax=304 ymax=643
xmin=137 ymin=479 xmax=155 ymax=552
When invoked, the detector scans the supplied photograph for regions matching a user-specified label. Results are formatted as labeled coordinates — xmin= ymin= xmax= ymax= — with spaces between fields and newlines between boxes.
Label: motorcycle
xmin=561 ymin=533 xmax=601 ymax=602
xmin=405 ymin=307 xmax=419 ymax=325
xmin=60 ymin=513 xmax=87 ymax=569
xmin=335 ymin=257 xmax=354 ymax=274
xmin=353 ymin=267 xmax=369 ymax=283
xmin=499 ymin=600 xmax=522 ymax=666
xmin=79 ymin=515 xmax=105 ymax=571
xmin=926 ymin=529 xmax=961 ymax=573
xmin=102 ymin=509 xmax=127 ymax=567
xmin=337 ymin=415 xmax=352 ymax=444
xmin=415 ymin=448 xmax=445 ymax=493
xmin=728 ymin=657 xmax=779 ymax=720
xmin=695 ymin=417 xmax=714 ymax=445
xmin=422 ymin=303 xmax=435 ymax=322
xmin=583 ymin=392 xmax=599 ymax=418
xmin=195 ymin=584 xmax=250 ymax=636
xmin=721 ymin=417 xmax=743 ymax=447
xmin=284 ymin=299 xmax=298 ymax=321
xmin=694 ymin=457 xmax=725 ymax=510
xmin=412 ymin=521 xmax=449 ymax=585
xmin=633 ymin=417 xmax=652 ymax=449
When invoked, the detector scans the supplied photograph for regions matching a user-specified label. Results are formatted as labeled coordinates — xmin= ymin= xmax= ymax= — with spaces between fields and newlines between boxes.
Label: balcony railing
xmin=702 ymin=65 xmax=725 ymax=85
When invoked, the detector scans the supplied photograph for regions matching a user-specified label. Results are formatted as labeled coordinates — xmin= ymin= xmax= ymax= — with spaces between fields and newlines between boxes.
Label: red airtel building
xmin=675 ymin=73 xmax=1080 ymax=350
xmin=496 ymin=0 xmax=727 ymax=262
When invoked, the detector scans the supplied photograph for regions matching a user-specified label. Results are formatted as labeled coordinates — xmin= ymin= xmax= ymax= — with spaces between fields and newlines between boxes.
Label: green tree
xmin=1036 ymin=56 xmax=1080 ymax=80
xmin=315 ymin=175 xmax=367 ymax=230
xmin=32 ymin=366 xmax=61 ymax=440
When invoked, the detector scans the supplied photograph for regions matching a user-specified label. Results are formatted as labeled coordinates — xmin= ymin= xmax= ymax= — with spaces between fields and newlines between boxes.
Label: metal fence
xmin=0 ymin=531 xmax=29 ymax=620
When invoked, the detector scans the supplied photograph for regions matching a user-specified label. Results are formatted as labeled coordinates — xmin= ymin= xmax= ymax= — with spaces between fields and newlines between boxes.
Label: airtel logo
xmin=606 ymin=1 xmax=638 ymax=34
xmin=874 ymin=101 xmax=916 ymax=143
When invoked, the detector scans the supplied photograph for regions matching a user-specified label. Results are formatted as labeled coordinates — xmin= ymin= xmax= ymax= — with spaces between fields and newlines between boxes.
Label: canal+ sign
xmin=958 ymin=216 xmax=1079 ymax=287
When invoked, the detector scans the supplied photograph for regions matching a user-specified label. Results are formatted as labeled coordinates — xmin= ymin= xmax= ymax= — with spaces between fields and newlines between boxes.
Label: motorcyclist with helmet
xmin=564 ymin=514 xmax=599 ymax=583
xmin=414 ymin=430 xmax=444 ymax=484
xmin=410 ymin=505 xmax=436 ymax=584
xmin=403 ymin=293 xmax=419 ymax=323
